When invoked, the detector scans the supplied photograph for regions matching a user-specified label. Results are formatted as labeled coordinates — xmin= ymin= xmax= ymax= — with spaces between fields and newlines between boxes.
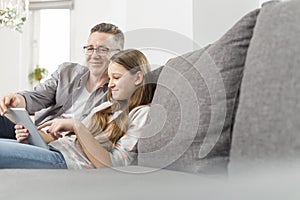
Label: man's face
xmin=85 ymin=32 xmax=116 ymax=78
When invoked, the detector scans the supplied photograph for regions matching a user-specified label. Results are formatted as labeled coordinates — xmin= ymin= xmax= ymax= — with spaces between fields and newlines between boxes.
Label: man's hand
xmin=0 ymin=93 xmax=26 ymax=115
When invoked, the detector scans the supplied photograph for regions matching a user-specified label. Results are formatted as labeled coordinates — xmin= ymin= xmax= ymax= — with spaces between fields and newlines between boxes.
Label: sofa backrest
xmin=138 ymin=8 xmax=260 ymax=174
xmin=229 ymin=0 xmax=300 ymax=175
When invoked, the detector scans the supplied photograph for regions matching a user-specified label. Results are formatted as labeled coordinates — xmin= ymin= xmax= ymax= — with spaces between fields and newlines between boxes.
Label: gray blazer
xmin=19 ymin=62 xmax=107 ymax=125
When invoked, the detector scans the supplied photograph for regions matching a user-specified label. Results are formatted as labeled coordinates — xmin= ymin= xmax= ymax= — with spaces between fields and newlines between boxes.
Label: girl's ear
xmin=134 ymin=71 xmax=144 ymax=85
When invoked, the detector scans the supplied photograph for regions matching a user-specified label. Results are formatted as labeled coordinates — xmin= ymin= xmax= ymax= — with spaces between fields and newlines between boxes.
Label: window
xmin=28 ymin=0 xmax=73 ymax=80
xmin=38 ymin=9 xmax=70 ymax=76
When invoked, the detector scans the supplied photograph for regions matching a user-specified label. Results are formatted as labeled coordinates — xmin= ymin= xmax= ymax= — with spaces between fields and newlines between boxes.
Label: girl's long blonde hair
xmin=88 ymin=49 xmax=152 ymax=144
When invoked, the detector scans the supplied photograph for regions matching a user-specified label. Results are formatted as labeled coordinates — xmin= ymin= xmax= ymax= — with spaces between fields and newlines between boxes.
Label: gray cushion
xmin=229 ymin=0 xmax=300 ymax=174
xmin=138 ymin=8 xmax=260 ymax=174
xmin=149 ymin=66 xmax=164 ymax=102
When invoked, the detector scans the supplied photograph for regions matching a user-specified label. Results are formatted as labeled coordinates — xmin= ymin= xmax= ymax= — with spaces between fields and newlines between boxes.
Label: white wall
xmin=0 ymin=0 xmax=261 ymax=94
xmin=70 ymin=0 xmax=260 ymax=68
xmin=0 ymin=29 xmax=21 ymax=96
xmin=193 ymin=0 xmax=259 ymax=48
xmin=70 ymin=0 xmax=193 ymax=69
xmin=124 ymin=0 xmax=193 ymax=68
xmin=0 ymin=26 xmax=30 ymax=96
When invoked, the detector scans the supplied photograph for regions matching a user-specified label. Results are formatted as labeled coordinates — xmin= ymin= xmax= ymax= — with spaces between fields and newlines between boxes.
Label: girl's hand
xmin=38 ymin=119 xmax=77 ymax=139
xmin=14 ymin=124 xmax=29 ymax=143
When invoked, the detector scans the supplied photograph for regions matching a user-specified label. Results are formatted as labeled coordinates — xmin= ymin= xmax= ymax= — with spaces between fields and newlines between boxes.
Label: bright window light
xmin=39 ymin=9 xmax=70 ymax=76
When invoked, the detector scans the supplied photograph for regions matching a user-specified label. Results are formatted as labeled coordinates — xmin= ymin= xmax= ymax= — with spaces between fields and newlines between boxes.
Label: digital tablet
xmin=7 ymin=108 xmax=50 ymax=150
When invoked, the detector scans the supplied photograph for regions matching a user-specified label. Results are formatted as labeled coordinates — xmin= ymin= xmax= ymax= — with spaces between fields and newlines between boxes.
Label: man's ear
xmin=134 ymin=71 xmax=144 ymax=85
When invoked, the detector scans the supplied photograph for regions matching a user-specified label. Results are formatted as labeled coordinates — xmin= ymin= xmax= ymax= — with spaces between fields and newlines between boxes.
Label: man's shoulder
xmin=57 ymin=62 xmax=88 ymax=75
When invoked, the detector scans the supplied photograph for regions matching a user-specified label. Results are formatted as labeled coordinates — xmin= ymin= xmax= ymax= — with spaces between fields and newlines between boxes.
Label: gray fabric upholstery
xmin=149 ymin=66 xmax=164 ymax=102
xmin=138 ymin=9 xmax=260 ymax=174
xmin=2 ymin=165 xmax=300 ymax=200
xmin=229 ymin=0 xmax=300 ymax=174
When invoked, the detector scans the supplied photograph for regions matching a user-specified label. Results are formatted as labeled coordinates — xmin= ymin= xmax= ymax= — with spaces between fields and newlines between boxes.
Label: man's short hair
xmin=90 ymin=23 xmax=124 ymax=50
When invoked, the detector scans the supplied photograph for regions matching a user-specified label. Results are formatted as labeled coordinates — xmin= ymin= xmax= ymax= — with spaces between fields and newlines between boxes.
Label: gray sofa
xmin=1 ymin=0 xmax=300 ymax=199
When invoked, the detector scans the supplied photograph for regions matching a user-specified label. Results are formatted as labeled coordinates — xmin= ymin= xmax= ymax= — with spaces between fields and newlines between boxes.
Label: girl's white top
xmin=49 ymin=101 xmax=150 ymax=169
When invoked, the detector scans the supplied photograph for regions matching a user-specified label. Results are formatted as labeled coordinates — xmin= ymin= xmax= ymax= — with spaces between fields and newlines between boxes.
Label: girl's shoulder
xmin=128 ymin=105 xmax=150 ymax=120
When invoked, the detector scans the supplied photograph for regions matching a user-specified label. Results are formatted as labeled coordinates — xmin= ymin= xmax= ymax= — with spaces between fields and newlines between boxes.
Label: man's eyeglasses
xmin=83 ymin=46 xmax=120 ymax=56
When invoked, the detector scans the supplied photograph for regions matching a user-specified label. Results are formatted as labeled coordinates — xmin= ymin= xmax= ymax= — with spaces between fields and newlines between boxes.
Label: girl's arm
xmin=40 ymin=130 xmax=56 ymax=144
xmin=73 ymin=122 xmax=112 ymax=168
xmin=39 ymin=118 xmax=112 ymax=168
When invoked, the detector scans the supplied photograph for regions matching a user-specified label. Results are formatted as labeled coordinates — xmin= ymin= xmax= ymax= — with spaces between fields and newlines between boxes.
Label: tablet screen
xmin=8 ymin=108 xmax=49 ymax=150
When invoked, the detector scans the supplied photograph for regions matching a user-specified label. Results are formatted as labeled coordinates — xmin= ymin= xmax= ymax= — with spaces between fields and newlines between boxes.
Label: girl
xmin=0 ymin=49 xmax=152 ymax=169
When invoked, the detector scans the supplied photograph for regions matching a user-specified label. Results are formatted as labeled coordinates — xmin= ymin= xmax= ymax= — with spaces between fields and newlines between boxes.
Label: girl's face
xmin=108 ymin=62 xmax=142 ymax=101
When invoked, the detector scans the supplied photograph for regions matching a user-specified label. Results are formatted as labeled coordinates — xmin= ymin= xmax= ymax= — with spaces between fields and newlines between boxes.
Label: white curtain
xmin=29 ymin=0 xmax=73 ymax=10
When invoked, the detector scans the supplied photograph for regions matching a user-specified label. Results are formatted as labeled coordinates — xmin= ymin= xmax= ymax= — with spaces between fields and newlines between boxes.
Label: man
xmin=0 ymin=23 xmax=124 ymax=139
